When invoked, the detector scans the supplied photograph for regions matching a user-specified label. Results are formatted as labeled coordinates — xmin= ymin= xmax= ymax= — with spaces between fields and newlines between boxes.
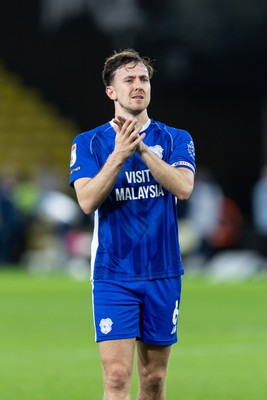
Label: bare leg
xmin=98 ymin=338 xmax=136 ymax=400
xmin=136 ymin=342 xmax=172 ymax=400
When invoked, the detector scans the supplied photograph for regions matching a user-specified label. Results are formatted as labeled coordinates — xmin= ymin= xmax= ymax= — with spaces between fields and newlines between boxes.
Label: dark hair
xmin=102 ymin=48 xmax=154 ymax=87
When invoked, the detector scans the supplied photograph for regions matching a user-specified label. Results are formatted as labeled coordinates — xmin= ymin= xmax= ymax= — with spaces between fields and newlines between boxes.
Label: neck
xmin=114 ymin=108 xmax=149 ymax=127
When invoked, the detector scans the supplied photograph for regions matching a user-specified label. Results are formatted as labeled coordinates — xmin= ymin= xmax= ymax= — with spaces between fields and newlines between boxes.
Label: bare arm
xmin=74 ymin=118 xmax=145 ymax=214
xmin=74 ymin=153 xmax=124 ymax=215
xmin=136 ymin=142 xmax=194 ymax=200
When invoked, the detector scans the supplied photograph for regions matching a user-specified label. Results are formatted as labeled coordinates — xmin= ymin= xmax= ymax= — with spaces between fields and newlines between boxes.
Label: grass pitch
xmin=0 ymin=269 xmax=266 ymax=399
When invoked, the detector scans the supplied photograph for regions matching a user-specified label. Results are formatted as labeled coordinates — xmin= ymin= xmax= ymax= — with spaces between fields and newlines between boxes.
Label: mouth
xmin=132 ymin=95 xmax=144 ymax=100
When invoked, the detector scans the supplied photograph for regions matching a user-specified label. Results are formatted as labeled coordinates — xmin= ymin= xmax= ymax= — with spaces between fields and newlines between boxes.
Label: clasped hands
xmin=112 ymin=115 xmax=146 ymax=158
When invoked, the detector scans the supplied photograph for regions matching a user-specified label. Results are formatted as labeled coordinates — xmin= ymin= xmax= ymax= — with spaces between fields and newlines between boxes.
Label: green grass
xmin=0 ymin=269 xmax=267 ymax=399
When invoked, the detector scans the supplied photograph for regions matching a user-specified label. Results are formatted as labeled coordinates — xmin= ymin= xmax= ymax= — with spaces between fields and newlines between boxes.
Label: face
xmin=106 ymin=62 xmax=151 ymax=115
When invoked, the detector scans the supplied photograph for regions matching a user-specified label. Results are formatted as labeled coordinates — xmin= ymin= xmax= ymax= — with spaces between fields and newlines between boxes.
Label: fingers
xmin=135 ymin=132 xmax=146 ymax=155
xmin=113 ymin=116 xmax=145 ymax=160
xmin=113 ymin=116 xmax=142 ymax=139
xmin=112 ymin=115 xmax=126 ymax=130
xmin=112 ymin=115 xmax=126 ymax=127
xmin=113 ymin=116 xmax=135 ymax=131
xmin=132 ymin=131 xmax=146 ymax=145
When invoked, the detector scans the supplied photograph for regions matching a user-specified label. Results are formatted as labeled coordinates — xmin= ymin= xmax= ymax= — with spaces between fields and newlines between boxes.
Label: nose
xmin=134 ymin=79 xmax=144 ymax=91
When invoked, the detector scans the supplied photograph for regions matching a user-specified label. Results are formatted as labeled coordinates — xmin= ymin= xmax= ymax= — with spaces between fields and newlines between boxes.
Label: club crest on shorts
xmin=149 ymin=145 xmax=164 ymax=159
xmin=99 ymin=318 xmax=113 ymax=335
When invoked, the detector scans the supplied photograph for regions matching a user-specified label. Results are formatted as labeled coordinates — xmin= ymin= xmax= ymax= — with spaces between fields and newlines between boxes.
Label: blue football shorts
xmin=92 ymin=276 xmax=182 ymax=345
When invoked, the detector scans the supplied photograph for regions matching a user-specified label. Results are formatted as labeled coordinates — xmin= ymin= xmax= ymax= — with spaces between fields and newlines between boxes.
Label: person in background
xmin=252 ymin=164 xmax=267 ymax=235
xmin=69 ymin=49 xmax=195 ymax=400
xmin=251 ymin=164 xmax=267 ymax=256
xmin=180 ymin=167 xmax=244 ymax=265
xmin=0 ymin=170 xmax=27 ymax=265
xmin=184 ymin=166 xmax=224 ymax=258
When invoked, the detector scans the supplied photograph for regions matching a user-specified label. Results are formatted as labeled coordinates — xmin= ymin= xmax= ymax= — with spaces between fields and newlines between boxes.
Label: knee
xmin=141 ymin=370 xmax=166 ymax=393
xmin=104 ymin=364 xmax=132 ymax=392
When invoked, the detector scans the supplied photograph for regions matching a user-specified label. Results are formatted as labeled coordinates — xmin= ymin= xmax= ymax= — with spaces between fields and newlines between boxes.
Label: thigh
xmin=140 ymin=276 xmax=182 ymax=345
xmin=92 ymin=279 xmax=142 ymax=342
xmin=137 ymin=341 xmax=172 ymax=377
xmin=99 ymin=338 xmax=136 ymax=374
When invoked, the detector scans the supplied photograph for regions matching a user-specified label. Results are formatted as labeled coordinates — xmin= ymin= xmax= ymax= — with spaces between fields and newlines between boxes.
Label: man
xmin=69 ymin=49 xmax=196 ymax=400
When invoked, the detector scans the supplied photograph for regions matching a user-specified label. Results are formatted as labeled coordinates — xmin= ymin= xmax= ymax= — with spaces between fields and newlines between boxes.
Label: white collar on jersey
xmin=110 ymin=118 xmax=151 ymax=132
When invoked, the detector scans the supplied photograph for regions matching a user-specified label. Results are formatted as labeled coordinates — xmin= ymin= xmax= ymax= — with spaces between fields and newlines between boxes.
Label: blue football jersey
xmin=69 ymin=119 xmax=196 ymax=281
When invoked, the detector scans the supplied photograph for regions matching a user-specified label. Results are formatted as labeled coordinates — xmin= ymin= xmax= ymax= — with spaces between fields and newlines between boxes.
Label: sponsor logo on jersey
xmin=99 ymin=318 xmax=113 ymax=334
xmin=70 ymin=143 xmax=77 ymax=167
xmin=114 ymin=168 xmax=165 ymax=201
xmin=149 ymin=145 xmax=164 ymax=159
xmin=115 ymin=184 xmax=164 ymax=201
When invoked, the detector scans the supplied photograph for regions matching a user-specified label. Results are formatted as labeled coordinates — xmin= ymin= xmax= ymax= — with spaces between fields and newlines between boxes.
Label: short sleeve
xmin=169 ymin=129 xmax=196 ymax=174
xmin=69 ymin=133 xmax=99 ymax=187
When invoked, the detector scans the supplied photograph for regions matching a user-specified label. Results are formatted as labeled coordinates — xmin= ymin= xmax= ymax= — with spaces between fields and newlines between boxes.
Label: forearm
xmin=74 ymin=118 xmax=146 ymax=214
xmin=137 ymin=144 xmax=194 ymax=200
xmin=74 ymin=151 xmax=124 ymax=214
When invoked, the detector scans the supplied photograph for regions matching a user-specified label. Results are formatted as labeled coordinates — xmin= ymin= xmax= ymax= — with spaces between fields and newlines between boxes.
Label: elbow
xmin=79 ymin=200 xmax=97 ymax=215
xmin=74 ymin=178 xmax=98 ymax=215
xmin=81 ymin=206 xmax=94 ymax=215
xmin=76 ymin=191 xmax=103 ymax=215
xmin=177 ymin=192 xmax=190 ymax=201
xmin=174 ymin=169 xmax=195 ymax=201
xmin=176 ymin=185 xmax=194 ymax=201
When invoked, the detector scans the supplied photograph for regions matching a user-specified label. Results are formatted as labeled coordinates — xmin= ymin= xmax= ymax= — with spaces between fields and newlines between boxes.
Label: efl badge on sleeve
xmin=70 ymin=143 xmax=77 ymax=167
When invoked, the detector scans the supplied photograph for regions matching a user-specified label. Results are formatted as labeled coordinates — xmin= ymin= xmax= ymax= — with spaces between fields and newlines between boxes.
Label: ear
xmin=106 ymin=86 xmax=117 ymax=101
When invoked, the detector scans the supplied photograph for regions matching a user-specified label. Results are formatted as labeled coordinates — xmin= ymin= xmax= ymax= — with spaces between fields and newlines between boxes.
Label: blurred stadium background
xmin=1 ymin=0 xmax=267 ymax=273
xmin=0 ymin=1 xmax=267 ymax=399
